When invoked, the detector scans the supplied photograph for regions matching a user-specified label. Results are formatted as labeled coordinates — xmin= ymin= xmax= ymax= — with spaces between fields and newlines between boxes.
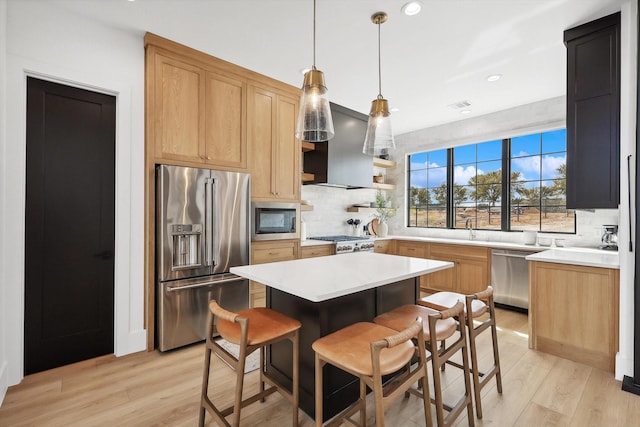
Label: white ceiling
xmin=50 ymin=0 xmax=627 ymax=135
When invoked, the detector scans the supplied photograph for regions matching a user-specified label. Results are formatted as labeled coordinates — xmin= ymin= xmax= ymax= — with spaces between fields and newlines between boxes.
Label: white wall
xmin=0 ymin=0 xmax=146 ymax=396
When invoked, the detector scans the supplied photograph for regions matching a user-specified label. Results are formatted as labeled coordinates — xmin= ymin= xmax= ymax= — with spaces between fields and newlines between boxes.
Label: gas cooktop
xmin=310 ymin=235 xmax=372 ymax=242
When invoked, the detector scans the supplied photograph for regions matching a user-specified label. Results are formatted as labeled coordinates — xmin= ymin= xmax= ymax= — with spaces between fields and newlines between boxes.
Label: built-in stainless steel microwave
xmin=251 ymin=202 xmax=300 ymax=241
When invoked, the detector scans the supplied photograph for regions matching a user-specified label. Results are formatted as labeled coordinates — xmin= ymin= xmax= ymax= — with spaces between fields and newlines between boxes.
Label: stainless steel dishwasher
xmin=491 ymin=249 xmax=533 ymax=312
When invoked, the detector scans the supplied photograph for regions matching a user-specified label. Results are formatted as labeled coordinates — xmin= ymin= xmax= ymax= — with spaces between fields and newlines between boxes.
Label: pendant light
xmin=295 ymin=0 xmax=335 ymax=142
xmin=363 ymin=11 xmax=395 ymax=156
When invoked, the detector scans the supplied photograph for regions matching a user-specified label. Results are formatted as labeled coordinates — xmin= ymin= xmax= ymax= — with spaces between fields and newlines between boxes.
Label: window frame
xmin=406 ymin=130 xmax=575 ymax=234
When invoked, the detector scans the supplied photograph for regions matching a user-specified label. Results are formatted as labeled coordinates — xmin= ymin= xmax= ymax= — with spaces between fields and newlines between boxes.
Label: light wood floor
xmin=1 ymin=309 xmax=640 ymax=426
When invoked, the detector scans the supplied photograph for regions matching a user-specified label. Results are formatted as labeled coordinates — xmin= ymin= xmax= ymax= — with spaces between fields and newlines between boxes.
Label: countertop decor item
xmin=522 ymin=230 xmax=536 ymax=245
xmin=373 ymin=190 xmax=396 ymax=225
xmin=537 ymin=236 xmax=552 ymax=246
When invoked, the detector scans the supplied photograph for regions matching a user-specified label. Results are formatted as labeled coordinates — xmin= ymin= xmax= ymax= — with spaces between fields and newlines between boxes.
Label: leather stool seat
xmin=217 ymin=307 xmax=301 ymax=346
xmin=313 ymin=322 xmax=415 ymax=377
xmin=422 ymin=292 xmax=487 ymax=318
xmin=199 ymin=301 xmax=301 ymax=427
xmin=374 ymin=304 xmax=457 ymax=341
xmin=374 ymin=302 xmax=475 ymax=427
xmin=313 ymin=319 xmax=432 ymax=427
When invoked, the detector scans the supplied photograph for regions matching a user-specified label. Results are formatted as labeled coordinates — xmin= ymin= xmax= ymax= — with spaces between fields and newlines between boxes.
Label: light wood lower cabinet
xmin=300 ymin=244 xmax=334 ymax=258
xmin=394 ymin=241 xmax=431 ymax=290
xmin=250 ymin=240 xmax=299 ymax=308
xmin=529 ymin=261 xmax=619 ymax=372
xmin=374 ymin=239 xmax=394 ymax=254
xmin=425 ymin=243 xmax=490 ymax=295
xmin=392 ymin=240 xmax=490 ymax=294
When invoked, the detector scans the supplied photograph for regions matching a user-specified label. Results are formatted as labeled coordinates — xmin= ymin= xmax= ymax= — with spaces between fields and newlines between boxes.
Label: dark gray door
xmin=25 ymin=77 xmax=116 ymax=374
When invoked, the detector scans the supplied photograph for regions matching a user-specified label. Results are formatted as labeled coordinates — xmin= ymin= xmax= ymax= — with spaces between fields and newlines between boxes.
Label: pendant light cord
xmin=313 ymin=0 xmax=317 ymax=69
xmin=377 ymin=18 xmax=382 ymax=98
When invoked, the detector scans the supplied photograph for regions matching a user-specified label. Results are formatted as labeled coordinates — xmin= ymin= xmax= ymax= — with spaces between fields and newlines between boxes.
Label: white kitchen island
xmin=231 ymin=251 xmax=453 ymax=302
xmin=230 ymin=252 xmax=453 ymax=419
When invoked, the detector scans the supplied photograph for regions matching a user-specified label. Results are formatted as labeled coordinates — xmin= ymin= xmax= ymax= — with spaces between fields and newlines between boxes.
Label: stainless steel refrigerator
xmin=156 ymin=164 xmax=250 ymax=351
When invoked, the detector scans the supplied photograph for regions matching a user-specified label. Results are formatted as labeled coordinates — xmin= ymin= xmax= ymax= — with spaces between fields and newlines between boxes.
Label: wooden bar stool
xmin=199 ymin=300 xmax=301 ymax=427
xmin=419 ymin=286 xmax=502 ymax=419
xmin=312 ymin=318 xmax=432 ymax=427
xmin=374 ymin=301 xmax=474 ymax=427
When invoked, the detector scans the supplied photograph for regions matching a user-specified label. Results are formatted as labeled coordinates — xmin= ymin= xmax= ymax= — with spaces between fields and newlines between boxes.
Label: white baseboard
xmin=115 ymin=328 xmax=147 ymax=357
xmin=616 ymin=351 xmax=634 ymax=381
xmin=0 ymin=360 xmax=8 ymax=408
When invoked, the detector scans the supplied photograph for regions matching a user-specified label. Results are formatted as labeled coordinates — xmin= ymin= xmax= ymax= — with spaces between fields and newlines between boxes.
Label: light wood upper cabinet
xmin=204 ymin=71 xmax=247 ymax=169
xmin=149 ymin=47 xmax=247 ymax=170
xmin=248 ymin=83 xmax=301 ymax=202
xmin=275 ymin=94 xmax=300 ymax=201
xmin=154 ymin=53 xmax=205 ymax=162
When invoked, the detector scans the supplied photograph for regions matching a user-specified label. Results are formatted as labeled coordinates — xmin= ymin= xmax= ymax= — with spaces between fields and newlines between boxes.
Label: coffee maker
xmin=600 ymin=225 xmax=618 ymax=251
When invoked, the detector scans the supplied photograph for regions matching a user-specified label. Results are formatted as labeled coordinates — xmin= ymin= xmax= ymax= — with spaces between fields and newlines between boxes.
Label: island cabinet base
xmin=265 ymin=277 xmax=419 ymax=420
xmin=529 ymin=261 xmax=619 ymax=372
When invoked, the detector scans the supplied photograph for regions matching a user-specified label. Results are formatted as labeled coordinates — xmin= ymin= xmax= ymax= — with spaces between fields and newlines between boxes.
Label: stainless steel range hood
xmin=303 ymin=103 xmax=373 ymax=189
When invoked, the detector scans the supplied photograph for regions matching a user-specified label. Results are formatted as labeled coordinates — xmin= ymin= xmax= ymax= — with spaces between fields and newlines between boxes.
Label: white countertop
xmin=300 ymin=235 xmax=546 ymax=251
xmin=390 ymin=235 xmax=547 ymax=252
xmin=525 ymin=247 xmax=619 ymax=269
xmin=300 ymin=239 xmax=335 ymax=247
xmin=231 ymin=252 xmax=453 ymax=302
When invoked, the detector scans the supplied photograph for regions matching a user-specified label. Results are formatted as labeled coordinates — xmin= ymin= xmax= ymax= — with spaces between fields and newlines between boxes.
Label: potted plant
xmin=373 ymin=190 xmax=396 ymax=237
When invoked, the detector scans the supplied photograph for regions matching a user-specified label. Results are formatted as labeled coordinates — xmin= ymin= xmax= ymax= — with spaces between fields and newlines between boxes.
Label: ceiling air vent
xmin=448 ymin=100 xmax=472 ymax=111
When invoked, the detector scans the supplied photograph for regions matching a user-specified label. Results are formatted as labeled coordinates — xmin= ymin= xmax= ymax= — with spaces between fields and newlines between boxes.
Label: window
xmin=407 ymin=129 xmax=575 ymax=233
xmin=408 ymin=149 xmax=447 ymax=228
xmin=454 ymin=140 xmax=502 ymax=230
xmin=510 ymin=130 xmax=571 ymax=232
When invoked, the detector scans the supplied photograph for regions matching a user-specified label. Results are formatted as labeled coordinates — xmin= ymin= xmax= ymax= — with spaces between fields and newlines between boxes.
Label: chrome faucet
xmin=465 ymin=218 xmax=476 ymax=240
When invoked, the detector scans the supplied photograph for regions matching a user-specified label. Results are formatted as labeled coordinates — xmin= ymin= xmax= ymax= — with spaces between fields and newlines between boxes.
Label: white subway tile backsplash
xmin=301 ymin=186 xmax=379 ymax=237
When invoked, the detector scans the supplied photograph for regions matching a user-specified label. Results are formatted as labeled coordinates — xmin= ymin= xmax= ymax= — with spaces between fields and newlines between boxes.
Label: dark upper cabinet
xmin=564 ymin=12 xmax=620 ymax=209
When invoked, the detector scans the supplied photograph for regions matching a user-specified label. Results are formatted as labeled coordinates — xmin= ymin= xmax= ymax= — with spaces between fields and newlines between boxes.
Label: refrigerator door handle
xmin=211 ymin=177 xmax=218 ymax=267
xmin=165 ymin=275 xmax=244 ymax=292
xmin=205 ymin=178 xmax=214 ymax=266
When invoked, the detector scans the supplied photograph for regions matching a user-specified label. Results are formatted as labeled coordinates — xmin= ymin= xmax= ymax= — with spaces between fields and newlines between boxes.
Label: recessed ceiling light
xmin=391 ymin=107 xmax=400 ymax=113
xmin=401 ymin=1 xmax=423 ymax=16
xmin=460 ymin=109 xmax=471 ymax=115
xmin=487 ymin=74 xmax=502 ymax=82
